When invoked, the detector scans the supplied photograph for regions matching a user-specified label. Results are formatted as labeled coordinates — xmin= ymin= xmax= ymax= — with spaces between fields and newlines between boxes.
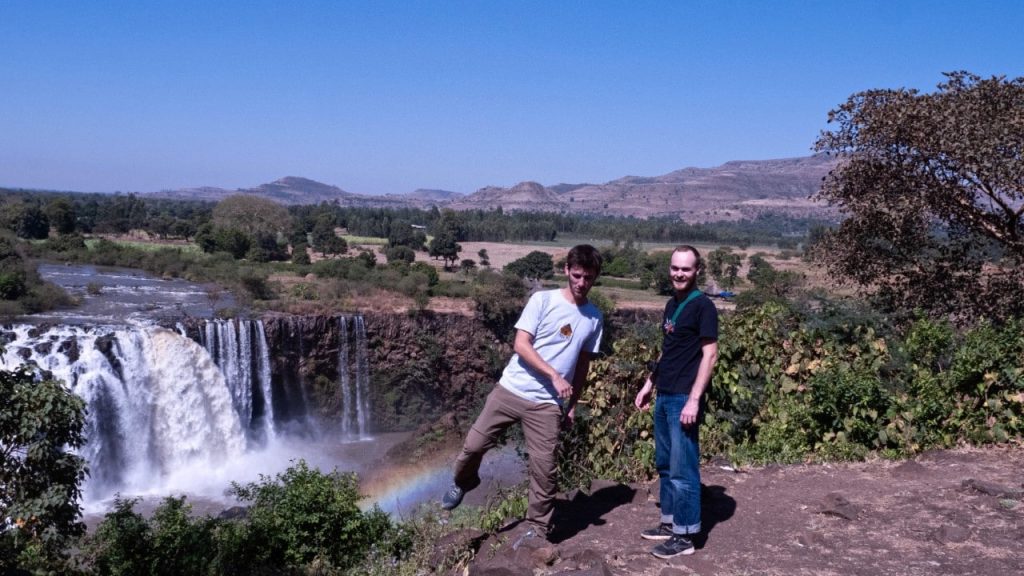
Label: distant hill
xmin=447 ymin=181 xmax=565 ymax=213
xmin=448 ymin=155 xmax=836 ymax=221
xmin=404 ymin=188 xmax=463 ymax=202
xmin=106 ymin=155 xmax=840 ymax=221
xmin=148 ymin=177 xmax=355 ymax=205
xmin=248 ymin=176 xmax=355 ymax=204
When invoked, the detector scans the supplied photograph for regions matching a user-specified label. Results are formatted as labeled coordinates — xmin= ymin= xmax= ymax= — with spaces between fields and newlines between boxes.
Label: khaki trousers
xmin=453 ymin=384 xmax=562 ymax=533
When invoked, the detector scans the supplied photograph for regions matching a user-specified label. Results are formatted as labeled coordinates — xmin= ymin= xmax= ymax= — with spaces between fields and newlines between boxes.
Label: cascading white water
xmin=337 ymin=315 xmax=372 ymax=439
xmin=255 ymin=320 xmax=276 ymax=441
xmin=0 ymin=324 xmax=246 ymax=503
xmin=338 ymin=316 xmax=352 ymax=437
xmin=2 ymin=314 xmax=375 ymax=512
xmin=354 ymin=316 xmax=371 ymax=438
xmin=200 ymin=319 xmax=276 ymax=443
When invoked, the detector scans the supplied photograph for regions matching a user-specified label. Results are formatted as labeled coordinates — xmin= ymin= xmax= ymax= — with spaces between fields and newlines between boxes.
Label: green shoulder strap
xmin=669 ymin=289 xmax=703 ymax=326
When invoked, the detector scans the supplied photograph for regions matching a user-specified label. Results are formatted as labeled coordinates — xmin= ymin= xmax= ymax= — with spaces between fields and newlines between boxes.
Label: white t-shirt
xmin=499 ymin=288 xmax=603 ymax=405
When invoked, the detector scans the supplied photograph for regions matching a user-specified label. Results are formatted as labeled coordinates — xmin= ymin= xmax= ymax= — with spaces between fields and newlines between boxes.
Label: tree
xmin=44 ymin=198 xmax=76 ymax=235
xmin=706 ymin=247 xmax=742 ymax=289
xmin=385 ymin=245 xmax=416 ymax=264
xmin=386 ymin=219 xmax=425 ymax=251
xmin=311 ymin=218 xmax=348 ymax=257
xmin=3 ymin=203 xmax=50 ymax=240
xmin=739 ymin=255 xmax=803 ymax=306
xmin=213 ymin=195 xmax=293 ymax=238
xmin=1 ymin=365 xmax=87 ymax=572
xmin=504 ymin=251 xmax=554 ymax=280
xmin=215 ymin=227 xmax=252 ymax=259
xmin=473 ymin=270 xmax=528 ymax=340
xmin=0 ymin=236 xmax=28 ymax=301
xmin=291 ymin=242 xmax=311 ymax=265
xmin=428 ymin=210 xmax=464 ymax=270
xmin=428 ymin=230 xmax=461 ymax=270
xmin=813 ymin=72 xmax=1024 ymax=320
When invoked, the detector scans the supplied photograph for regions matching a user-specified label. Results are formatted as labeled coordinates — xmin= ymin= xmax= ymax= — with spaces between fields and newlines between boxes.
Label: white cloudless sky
xmin=1 ymin=1 xmax=1022 ymax=195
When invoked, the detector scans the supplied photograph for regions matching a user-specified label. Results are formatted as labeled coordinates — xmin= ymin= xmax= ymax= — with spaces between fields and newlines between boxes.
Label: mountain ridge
xmin=134 ymin=154 xmax=838 ymax=221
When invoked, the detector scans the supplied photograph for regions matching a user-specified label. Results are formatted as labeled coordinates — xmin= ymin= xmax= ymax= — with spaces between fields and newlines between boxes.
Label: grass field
xmin=340 ymin=234 xmax=388 ymax=246
xmin=85 ymin=237 xmax=202 ymax=253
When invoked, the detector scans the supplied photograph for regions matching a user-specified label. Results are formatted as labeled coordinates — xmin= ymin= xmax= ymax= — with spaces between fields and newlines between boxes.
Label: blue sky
xmin=2 ymin=1 xmax=1022 ymax=195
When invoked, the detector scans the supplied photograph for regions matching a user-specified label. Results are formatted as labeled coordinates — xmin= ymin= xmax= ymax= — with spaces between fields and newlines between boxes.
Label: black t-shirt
xmin=656 ymin=292 xmax=719 ymax=395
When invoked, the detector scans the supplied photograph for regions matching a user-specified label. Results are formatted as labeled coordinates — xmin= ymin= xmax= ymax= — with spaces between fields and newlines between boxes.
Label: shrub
xmin=291 ymin=242 xmax=312 ymax=265
xmin=46 ymin=233 xmax=88 ymax=253
xmin=472 ymin=270 xmax=527 ymax=340
xmin=559 ymin=331 xmax=658 ymax=489
xmin=228 ymin=460 xmax=401 ymax=572
xmin=384 ymin=245 xmax=416 ymax=264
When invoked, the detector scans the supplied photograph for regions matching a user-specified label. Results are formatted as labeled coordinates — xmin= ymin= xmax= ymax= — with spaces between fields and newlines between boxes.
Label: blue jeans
xmin=654 ymin=392 xmax=701 ymax=535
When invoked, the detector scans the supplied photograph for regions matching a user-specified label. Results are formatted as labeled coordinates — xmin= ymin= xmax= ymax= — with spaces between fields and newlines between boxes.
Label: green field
xmin=85 ymin=238 xmax=202 ymax=253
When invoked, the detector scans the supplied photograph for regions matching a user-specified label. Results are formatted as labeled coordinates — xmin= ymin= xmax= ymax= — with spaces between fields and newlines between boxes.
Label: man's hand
xmin=552 ymin=373 xmax=573 ymax=400
xmin=680 ymin=397 xmax=700 ymax=427
xmin=635 ymin=378 xmax=654 ymax=411
xmin=562 ymin=405 xmax=576 ymax=428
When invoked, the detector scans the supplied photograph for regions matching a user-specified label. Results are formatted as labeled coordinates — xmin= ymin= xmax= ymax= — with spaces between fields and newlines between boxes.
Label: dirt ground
xmin=460 ymin=444 xmax=1024 ymax=576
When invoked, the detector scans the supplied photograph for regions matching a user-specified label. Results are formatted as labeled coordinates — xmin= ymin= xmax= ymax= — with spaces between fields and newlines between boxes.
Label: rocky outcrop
xmin=257 ymin=311 xmax=509 ymax=434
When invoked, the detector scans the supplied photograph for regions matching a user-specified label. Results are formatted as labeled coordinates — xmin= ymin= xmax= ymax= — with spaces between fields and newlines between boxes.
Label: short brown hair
xmin=566 ymin=244 xmax=602 ymax=275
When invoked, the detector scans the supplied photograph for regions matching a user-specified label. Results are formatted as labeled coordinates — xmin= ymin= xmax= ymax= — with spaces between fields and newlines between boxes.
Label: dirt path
xmin=461 ymin=444 xmax=1024 ymax=575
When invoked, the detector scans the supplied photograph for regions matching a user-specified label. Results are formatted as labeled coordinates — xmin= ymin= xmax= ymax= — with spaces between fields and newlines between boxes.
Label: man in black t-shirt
xmin=634 ymin=245 xmax=719 ymax=559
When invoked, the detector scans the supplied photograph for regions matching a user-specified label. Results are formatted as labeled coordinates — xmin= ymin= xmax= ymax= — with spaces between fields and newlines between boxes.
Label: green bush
xmin=85 ymin=461 xmax=410 ymax=576
xmin=559 ymin=330 xmax=658 ymax=489
xmin=504 ymin=251 xmax=554 ymax=280
xmin=46 ymin=233 xmax=88 ymax=253
xmin=384 ymin=245 xmax=416 ymax=264
xmin=228 ymin=460 xmax=401 ymax=572
xmin=471 ymin=270 xmax=527 ymax=340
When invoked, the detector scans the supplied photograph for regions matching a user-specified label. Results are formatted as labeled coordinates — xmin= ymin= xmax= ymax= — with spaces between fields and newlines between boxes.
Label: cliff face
xmin=258 ymin=312 xmax=509 ymax=434
xmin=185 ymin=309 xmax=651 ymax=437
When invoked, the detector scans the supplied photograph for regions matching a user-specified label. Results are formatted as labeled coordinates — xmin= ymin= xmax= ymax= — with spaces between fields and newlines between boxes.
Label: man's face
xmin=565 ymin=264 xmax=598 ymax=302
xmin=669 ymin=250 xmax=699 ymax=293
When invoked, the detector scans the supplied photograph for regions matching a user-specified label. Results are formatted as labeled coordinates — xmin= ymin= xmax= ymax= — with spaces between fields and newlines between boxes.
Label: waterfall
xmin=255 ymin=320 xmax=276 ymax=441
xmin=338 ymin=316 xmax=352 ymax=437
xmin=0 ymin=324 xmax=246 ymax=502
xmin=1 ymin=314 xmax=374 ymax=506
xmin=354 ymin=316 xmax=371 ymax=438
xmin=337 ymin=315 xmax=372 ymax=439
xmin=199 ymin=319 xmax=275 ymax=443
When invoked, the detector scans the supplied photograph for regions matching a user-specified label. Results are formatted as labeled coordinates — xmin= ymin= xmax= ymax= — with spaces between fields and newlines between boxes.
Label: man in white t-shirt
xmin=441 ymin=244 xmax=604 ymax=541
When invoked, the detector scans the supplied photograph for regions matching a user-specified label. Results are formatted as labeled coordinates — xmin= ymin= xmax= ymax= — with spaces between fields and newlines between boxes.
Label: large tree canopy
xmin=1 ymin=365 xmax=87 ymax=570
xmin=813 ymin=71 xmax=1024 ymax=320
xmin=212 ymin=195 xmax=293 ymax=238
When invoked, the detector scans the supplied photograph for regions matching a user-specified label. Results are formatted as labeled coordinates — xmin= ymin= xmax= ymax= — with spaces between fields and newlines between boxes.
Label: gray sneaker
xmin=651 ymin=533 xmax=695 ymax=558
xmin=441 ymin=485 xmax=465 ymax=510
xmin=640 ymin=523 xmax=673 ymax=541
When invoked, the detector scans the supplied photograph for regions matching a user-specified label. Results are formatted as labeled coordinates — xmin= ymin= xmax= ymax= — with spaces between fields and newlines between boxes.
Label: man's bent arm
xmin=513 ymin=329 xmax=573 ymax=399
